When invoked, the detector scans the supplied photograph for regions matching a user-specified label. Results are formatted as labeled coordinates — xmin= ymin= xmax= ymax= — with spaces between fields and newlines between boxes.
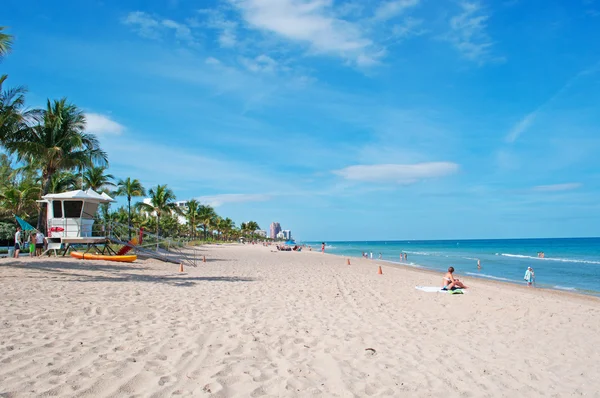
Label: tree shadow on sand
xmin=0 ymin=260 xmax=256 ymax=286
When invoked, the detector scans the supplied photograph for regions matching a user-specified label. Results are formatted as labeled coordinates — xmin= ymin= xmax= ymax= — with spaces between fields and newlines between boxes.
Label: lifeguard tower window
xmin=53 ymin=201 xmax=63 ymax=218
xmin=64 ymin=201 xmax=83 ymax=218
xmin=82 ymin=202 xmax=97 ymax=219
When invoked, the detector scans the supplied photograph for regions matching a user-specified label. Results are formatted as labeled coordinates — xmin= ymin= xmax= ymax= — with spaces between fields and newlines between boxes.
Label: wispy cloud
xmin=123 ymin=11 xmax=196 ymax=44
xmin=196 ymin=193 xmax=272 ymax=207
xmin=333 ymin=162 xmax=459 ymax=184
xmin=505 ymin=62 xmax=600 ymax=143
xmin=240 ymin=54 xmax=279 ymax=73
xmin=197 ymin=8 xmax=239 ymax=48
xmin=391 ymin=17 xmax=425 ymax=39
xmin=85 ymin=113 xmax=125 ymax=136
xmin=229 ymin=0 xmax=382 ymax=66
xmin=531 ymin=183 xmax=582 ymax=192
xmin=447 ymin=2 xmax=501 ymax=64
xmin=373 ymin=0 xmax=421 ymax=21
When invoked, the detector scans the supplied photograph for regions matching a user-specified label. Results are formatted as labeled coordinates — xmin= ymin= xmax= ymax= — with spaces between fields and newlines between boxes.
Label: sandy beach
xmin=1 ymin=244 xmax=599 ymax=397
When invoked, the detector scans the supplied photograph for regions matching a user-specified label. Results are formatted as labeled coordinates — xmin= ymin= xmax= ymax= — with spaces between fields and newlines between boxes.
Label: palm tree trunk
xmin=127 ymin=195 xmax=132 ymax=241
xmin=36 ymin=175 xmax=53 ymax=233
xmin=156 ymin=214 xmax=160 ymax=251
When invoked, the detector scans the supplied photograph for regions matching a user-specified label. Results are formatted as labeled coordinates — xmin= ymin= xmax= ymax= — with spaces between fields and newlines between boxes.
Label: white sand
xmin=1 ymin=244 xmax=599 ymax=397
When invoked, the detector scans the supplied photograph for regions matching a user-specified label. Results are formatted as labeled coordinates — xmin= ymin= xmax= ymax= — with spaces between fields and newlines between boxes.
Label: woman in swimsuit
xmin=442 ymin=267 xmax=468 ymax=290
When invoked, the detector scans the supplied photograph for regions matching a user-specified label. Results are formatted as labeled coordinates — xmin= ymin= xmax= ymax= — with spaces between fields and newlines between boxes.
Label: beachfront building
xmin=281 ymin=230 xmax=292 ymax=240
xmin=141 ymin=199 xmax=188 ymax=225
xmin=255 ymin=230 xmax=267 ymax=238
xmin=270 ymin=222 xmax=281 ymax=239
xmin=276 ymin=231 xmax=285 ymax=240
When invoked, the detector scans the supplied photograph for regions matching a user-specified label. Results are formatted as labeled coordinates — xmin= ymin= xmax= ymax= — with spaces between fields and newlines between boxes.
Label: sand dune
xmin=1 ymin=244 xmax=598 ymax=397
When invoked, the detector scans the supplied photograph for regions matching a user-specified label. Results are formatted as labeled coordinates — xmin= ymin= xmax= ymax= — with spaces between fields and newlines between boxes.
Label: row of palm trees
xmin=0 ymin=26 xmax=263 ymax=243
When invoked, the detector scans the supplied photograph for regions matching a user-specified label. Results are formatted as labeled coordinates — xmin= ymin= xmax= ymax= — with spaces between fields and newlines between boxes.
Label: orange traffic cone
xmin=203 ymin=256 xmax=206 ymax=263
xmin=347 ymin=258 xmax=351 ymax=265
xmin=377 ymin=266 xmax=383 ymax=275
xmin=179 ymin=263 xmax=184 ymax=273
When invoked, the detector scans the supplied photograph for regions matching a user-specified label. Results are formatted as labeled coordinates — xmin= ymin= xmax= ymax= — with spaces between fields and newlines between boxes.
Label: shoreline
xmin=314 ymin=249 xmax=600 ymax=302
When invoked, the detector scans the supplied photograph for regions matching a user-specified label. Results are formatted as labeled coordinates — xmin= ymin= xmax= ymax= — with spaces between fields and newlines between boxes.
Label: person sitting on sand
xmin=442 ymin=267 xmax=468 ymax=290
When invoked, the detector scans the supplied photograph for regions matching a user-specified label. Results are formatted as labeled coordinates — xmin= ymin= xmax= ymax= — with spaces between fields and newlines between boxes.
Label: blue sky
xmin=3 ymin=0 xmax=600 ymax=240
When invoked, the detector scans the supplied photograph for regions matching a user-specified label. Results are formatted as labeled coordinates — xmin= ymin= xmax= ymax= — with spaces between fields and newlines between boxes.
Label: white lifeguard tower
xmin=38 ymin=189 xmax=115 ymax=253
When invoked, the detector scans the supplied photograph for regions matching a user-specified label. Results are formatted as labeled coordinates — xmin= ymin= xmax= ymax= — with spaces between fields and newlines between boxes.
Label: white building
xmin=255 ymin=230 xmax=267 ymax=237
xmin=282 ymin=230 xmax=292 ymax=240
xmin=276 ymin=231 xmax=285 ymax=240
xmin=142 ymin=199 xmax=188 ymax=225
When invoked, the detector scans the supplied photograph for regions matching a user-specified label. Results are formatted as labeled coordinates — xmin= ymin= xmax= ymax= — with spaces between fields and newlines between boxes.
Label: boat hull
xmin=70 ymin=251 xmax=137 ymax=263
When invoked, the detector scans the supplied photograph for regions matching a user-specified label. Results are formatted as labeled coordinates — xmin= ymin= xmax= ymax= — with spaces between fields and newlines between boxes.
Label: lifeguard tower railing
xmin=94 ymin=221 xmax=201 ymax=267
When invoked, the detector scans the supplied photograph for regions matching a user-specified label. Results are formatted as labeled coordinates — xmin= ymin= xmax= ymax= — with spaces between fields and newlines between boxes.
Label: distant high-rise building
xmin=282 ymin=230 xmax=292 ymax=240
xmin=255 ymin=230 xmax=267 ymax=238
xmin=270 ymin=222 xmax=281 ymax=239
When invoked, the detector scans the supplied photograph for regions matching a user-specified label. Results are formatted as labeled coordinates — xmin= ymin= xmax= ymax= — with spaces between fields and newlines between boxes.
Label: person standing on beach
xmin=404 ymin=253 xmax=408 ymax=261
xmin=477 ymin=259 xmax=481 ymax=270
xmin=370 ymin=251 xmax=373 ymax=259
xmin=35 ymin=230 xmax=45 ymax=257
xmin=524 ymin=267 xmax=535 ymax=287
xmin=321 ymin=242 xmax=325 ymax=253
xmin=14 ymin=227 xmax=22 ymax=258
xmin=29 ymin=232 xmax=36 ymax=257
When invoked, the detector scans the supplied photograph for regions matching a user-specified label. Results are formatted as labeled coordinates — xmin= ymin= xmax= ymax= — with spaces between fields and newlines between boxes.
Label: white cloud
xmin=373 ymin=0 xmax=421 ymax=21
xmin=505 ymin=112 xmax=537 ymax=143
xmin=85 ymin=113 xmax=125 ymax=135
xmin=230 ymin=0 xmax=381 ymax=65
xmin=161 ymin=19 xmax=194 ymax=42
xmin=505 ymin=62 xmax=600 ymax=143
xmin=219 ymin=30 xmax=237 ymax=47
xmin=392 ymin=17 xmax=425 ymax=38
xmin=333 ymin=162 xmax=459 ymax=183
xmin=447 ymin=2 xmax=500 ymax=64
xmin=532 ymin=183 xmax=582 ymax=192
xmin=196 ymin=193 xmax=272 ymax=207
xmin=123 ymin=11 xmax=162 ymax=39
xmin=123 ymin=11 xmax=196 ymax=44
xmin=240 ymin=54 xmax=278 ymax=73
xmin=205 ymin=56 xmax=221 ymax=65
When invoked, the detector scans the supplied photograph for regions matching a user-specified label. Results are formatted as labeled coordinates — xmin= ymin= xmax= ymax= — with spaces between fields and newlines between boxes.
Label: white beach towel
xmin=415 ymin=286 xmax=465 ymax=294
xmin=415 ymin=286 xmax=446 ymax=293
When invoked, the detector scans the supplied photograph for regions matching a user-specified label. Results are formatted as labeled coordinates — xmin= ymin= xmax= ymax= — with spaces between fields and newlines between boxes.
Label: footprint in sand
xmin=158 ymin=375 xmax=175 ymax=386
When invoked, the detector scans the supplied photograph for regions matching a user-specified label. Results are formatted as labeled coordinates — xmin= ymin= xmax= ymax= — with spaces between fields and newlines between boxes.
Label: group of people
xmin=13 ymin=227 xmax=45 ymax=258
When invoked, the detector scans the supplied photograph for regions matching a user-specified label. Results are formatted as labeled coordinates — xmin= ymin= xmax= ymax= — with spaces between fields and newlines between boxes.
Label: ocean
xmin=307 ymin=238 xmax=600 ymax=296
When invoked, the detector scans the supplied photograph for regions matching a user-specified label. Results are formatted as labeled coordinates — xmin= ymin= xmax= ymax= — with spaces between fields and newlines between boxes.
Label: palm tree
xmin=198 ymin=204 xmax=217 ymax=240
xmin=115 ymin=177 xmax=146 ymax=239
xmin=0 ymin=179 xmax=41 ymax=219
xmin=184 ymin=199 xmax=201 ymax=239
xmin=246 ymin=221 xmax=260 ymax=240
xmin=0 ymin=75 xmax=33 ymax=146
xmin=220 ymin=217 xmax=235 ymax=241
xmin=47 ymin=171 xmax=79 ymax=194
xmin=136 ymin=184 xmax=177 ymax=238
xmin=4 ymin=98 xmax=108 ymax=230
xmin=0 ymin=27 xmax=13 ymax=59
xmin=83 ymin=166 xmax=115 ymax=192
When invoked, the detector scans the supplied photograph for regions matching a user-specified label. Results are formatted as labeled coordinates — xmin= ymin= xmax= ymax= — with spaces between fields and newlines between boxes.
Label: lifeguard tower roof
xmin=41 ymin=189 xmax=115 ymax=202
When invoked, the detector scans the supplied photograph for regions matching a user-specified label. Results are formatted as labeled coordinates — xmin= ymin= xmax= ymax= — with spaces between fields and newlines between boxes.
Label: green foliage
xmin=0 ymin=27 xmax=13 ymax=59
xmin=0 ymin=221 xmax=15 ymax=240
xmin=83 ymin=166 xmax=115 ymax=191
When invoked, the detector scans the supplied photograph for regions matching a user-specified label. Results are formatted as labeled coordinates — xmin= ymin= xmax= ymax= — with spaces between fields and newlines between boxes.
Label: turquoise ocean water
xmin=306 ymin=238 xmax=600 ymax=296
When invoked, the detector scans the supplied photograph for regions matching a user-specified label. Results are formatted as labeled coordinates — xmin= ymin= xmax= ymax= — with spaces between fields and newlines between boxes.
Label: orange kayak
xmin=70 ymin=251 xmax=137 ymax=263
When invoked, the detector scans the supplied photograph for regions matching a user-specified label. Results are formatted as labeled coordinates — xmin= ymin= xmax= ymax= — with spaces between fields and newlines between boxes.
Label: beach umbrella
xmin=285 ymin=240 xmax=296 ymax=245
xmin=14 ymin=215 xmax=36 ymax=231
